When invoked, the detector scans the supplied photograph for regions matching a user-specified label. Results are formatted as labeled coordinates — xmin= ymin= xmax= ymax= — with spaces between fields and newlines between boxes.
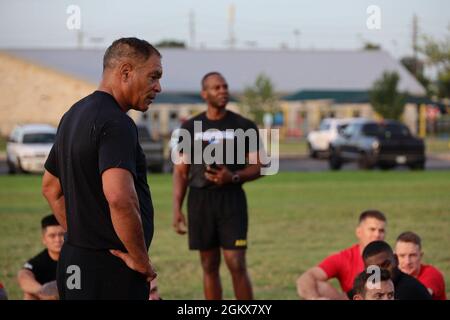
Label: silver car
xmin=6 ymin=124 xmax=56 ymax=174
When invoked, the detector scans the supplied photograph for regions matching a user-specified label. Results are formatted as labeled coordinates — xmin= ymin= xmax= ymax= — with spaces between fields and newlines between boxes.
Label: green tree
xmin=369 ymin=71 xmax=406 ymax=120
xmin=400 ymin=56 xmax=432 ymax=96
xmin=363 ymin=42 xmax=381 ymax=50
xmin=155 ymin=39 xmax=186 ymax=48
xmin=239 ymin=74 xmax=279 ymax=124
xmin=437 ymin=71 xmax=450 ymax=99
xmin=419 ymin=30 xmax=450 ymax=99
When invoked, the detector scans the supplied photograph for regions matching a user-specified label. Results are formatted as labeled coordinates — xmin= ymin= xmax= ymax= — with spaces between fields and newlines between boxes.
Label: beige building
xmin=1 ymin=48 xmax=427 ymax=138
xmin=0 ymin=53 xmax=96 ymax=136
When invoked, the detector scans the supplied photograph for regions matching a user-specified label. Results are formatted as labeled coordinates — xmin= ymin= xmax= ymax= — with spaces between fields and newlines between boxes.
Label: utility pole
xmin=189 ymin=9 xmax=196 ymax=49
xmin=293 ymin=29 xmax=301 ymax=50
xmin=412 ymin=14 xmax=419 ymax=77
xmin=228 ymin=4 xmax=236 ymax=49
xmin=77 ymin=30 xmax=84 ymax=49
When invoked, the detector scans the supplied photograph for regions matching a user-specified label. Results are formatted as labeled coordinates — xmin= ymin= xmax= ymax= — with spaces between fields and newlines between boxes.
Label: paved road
xmin=1 ymin=154 xmax=450 ymax=175
xmin=278 ymin=154 xmax=450 ymax=172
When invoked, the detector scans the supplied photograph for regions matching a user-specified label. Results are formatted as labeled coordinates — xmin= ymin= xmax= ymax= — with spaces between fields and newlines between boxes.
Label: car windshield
xmin=362 ymin=123 xmax=411 ymax=138
xmin=319 ymin=122 xmax=330 ymax=131
xmin=22 ymin=133 xmax=55 ymax=144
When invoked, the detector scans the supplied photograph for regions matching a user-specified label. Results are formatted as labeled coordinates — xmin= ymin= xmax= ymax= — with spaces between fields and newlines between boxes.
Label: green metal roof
xmin=153 ymin=93 xmax=238 ymax=104
xmin=282 ymin=90 xmax=445 ymax=111
xmin=283 ymin=90 xmax=370 ymax=103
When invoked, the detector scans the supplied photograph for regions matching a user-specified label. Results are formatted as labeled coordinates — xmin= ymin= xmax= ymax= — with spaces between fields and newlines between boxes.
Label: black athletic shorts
xmin=57 ymin=242 xmax=149 ymax=300
xmin=187 ymin=187 xmax=248 ymax=250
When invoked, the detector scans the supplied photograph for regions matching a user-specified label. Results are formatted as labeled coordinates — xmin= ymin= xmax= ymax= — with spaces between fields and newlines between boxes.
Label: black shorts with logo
xmin=57 ymin=242 xmax=149 ymax=300
xmin=187 ymin=187 xmax=248 ymax=250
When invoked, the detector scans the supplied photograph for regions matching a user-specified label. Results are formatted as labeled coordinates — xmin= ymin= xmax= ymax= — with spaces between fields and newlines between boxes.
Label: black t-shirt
xmin=179 ymin=110 xmax=260 ymax=189
xmin=392 ymin=269 xmax=432 ymax=300
xmin=45 ymin=91 xmax=154 ymax=251
xmin=23 ymin=250 xmax=57 ymax=284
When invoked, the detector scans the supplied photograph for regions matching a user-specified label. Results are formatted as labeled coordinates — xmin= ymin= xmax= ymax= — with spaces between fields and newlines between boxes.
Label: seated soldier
xmin=395 ymin=231 xmax=446 ymax=300
xmin=17 ymin=214 xmax=64 ymax=300
xmin=0 ymin=282 xmax=7 ymax=300
xmin=297 ymin=210 xmax=387 ymax=299
xmin=362 ymin=240 xmax=432 ymax=300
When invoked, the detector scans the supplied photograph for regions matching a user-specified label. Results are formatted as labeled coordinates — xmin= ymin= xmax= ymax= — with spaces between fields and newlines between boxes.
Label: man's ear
xmin=41 ymin=231 xmax=47 ymax=246
xmin=353 ymin=294 xmax=364 ymax=300
xmin=355 ymin=225 xmax=361 ymax=239
xmin=119 ymin=62 xmax=133 ymax=82
xmin=200 ymin=89 xmax=207 ymax=101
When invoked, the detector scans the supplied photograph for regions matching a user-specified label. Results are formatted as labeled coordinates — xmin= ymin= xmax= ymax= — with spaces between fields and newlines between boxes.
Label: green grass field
xmin=1 ymin=171 xmax=449 ymax=300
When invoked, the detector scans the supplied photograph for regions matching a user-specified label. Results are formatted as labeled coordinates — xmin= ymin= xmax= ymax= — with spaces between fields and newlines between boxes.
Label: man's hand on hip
xmin=110 ymin=250 xmax=157 ymax=282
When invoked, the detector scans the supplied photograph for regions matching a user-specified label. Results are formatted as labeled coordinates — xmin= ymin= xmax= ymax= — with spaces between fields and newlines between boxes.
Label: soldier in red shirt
xmin=296 ymin=210 xmax=387 ymax=300
xmin=395 ymin=231 xmax=447 ymax=300
xmin=0 ymin=282 xmax=8 ymax=300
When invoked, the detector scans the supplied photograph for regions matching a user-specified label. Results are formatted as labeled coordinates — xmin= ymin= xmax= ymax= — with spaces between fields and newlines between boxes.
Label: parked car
xmin=328 ymin=119 xmax=425 ymax=170
xmin=306 ymin=118 xmax=357 ymax=158
xmin=137 ymin=125 xmax=165 ymax=173
xmin=6 ymin=124 xmax=57 ymax=174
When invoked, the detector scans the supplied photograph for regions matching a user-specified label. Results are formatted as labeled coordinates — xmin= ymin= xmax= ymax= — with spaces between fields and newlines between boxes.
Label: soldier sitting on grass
xmin=17 ymin=214 xmax=64 ymax=300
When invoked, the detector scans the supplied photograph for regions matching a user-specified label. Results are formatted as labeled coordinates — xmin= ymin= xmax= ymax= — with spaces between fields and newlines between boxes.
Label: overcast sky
xmin=0 ymin=0 xmax=448 ymax=58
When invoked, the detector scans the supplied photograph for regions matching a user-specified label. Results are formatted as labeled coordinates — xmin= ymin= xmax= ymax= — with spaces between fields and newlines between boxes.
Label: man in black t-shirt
xmin=362 ymin=240 xmax=432 ymax=300
xmin=42 ymin=38 xmax=162 ymax=300
xmin=17 ymin=215 xmax=64 ymax=300
xmin=173 ymin=72 xmax=263 ymax=300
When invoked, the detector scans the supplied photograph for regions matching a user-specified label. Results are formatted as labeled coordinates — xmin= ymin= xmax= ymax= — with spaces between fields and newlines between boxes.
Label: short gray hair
xmin=103 ymin=37 xmax=161 ymax=71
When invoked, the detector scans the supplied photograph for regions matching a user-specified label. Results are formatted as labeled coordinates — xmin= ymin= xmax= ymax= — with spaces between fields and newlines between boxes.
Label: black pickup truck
xmin=329 ymin=119 xmax=425 ymax=170
xmin=137 ymin=125 xmax=165 ymax=173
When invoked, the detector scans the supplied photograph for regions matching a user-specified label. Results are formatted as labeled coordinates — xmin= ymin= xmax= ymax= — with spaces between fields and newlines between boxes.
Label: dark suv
xmin=137 ymin=125 xmax=165 ymax=173
xmin=329 ymin=120 xmax=425 ymax=170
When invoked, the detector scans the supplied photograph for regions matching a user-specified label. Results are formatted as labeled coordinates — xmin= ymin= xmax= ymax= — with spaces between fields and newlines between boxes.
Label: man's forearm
xmin=235 ymin=164 xmax=262 ymax=183
xmin=42 ymin=170 xmax=67 ymax=230
xmin=110 ymin=202 xmax=149 ymax=263
xmin=297 ymin=274 xmax=321 ymax=299
xmin=49 ymin=196 xmax=67 ymax=231
xmin=173 ymin=168 xmax=188 ymax=212
xmin=18 ymin=270 xmax=42 ymax=295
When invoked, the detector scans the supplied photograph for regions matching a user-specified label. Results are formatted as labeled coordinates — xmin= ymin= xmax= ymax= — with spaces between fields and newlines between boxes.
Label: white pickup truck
xmin=306 ymin=118 xmax=357 ymax=158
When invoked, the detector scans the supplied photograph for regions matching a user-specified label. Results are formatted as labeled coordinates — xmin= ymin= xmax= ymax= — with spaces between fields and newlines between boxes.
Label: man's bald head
xmin=103 ymin=37 xmax=161 ymax=71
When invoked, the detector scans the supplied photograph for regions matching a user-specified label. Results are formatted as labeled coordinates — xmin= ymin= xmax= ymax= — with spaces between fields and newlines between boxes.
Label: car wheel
xmin=358 ymin=152 xmax=375 ymax=170
xmin=378 ymin=162 xmax=395 ymax=170
xmin=408 ymin=161 xmax=425 ymax=170
xmin=307 ymin=143 xmax=318 ymax=159
xmin=7 ymin=159 xmax=16 ymax=174
xmin=329 ymin=151 xmax=342 ymax=170
xmin=16 ymin=158 xmax=25 ymax=174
